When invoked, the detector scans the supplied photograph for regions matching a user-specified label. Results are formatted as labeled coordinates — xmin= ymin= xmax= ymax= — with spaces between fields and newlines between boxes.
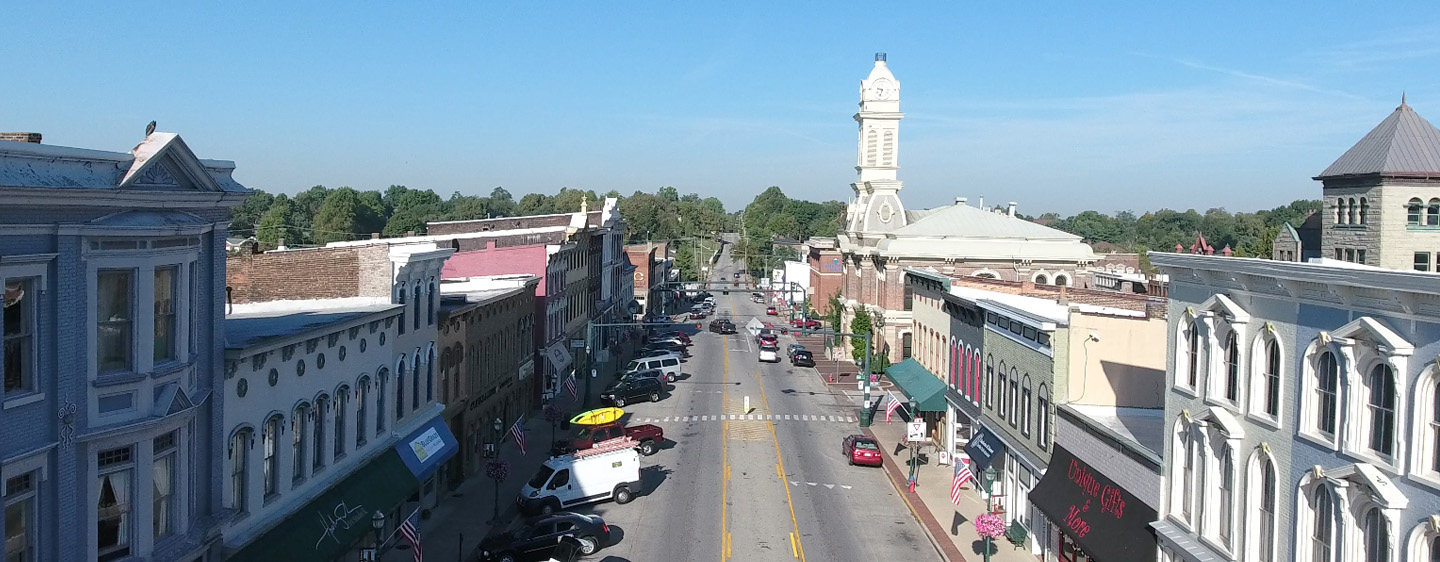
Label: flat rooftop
xmin=1066 ymin=404 xmax=1164 ymax=456
xmin=225 ymin=297 xmax=398 ymax=349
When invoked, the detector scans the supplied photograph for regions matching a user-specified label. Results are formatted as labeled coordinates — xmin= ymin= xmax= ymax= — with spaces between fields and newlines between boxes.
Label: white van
xmin=519 ymin=446 xmax=643 ymax=515
xmin=624 ymin=353 xmax=681 ymax=382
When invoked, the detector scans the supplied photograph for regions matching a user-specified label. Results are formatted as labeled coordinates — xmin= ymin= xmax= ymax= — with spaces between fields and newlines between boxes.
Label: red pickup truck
xmin=572 ymin=423 xmax=665 ymax=456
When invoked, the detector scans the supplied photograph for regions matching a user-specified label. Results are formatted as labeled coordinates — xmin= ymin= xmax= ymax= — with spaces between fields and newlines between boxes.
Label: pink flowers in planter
xmin=973 ymin=512 xmax=1006 ymax=540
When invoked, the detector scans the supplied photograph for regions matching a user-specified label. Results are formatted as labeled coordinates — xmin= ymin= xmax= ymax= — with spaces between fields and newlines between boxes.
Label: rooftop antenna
xmin=145 ymin=121 xmax=157 ymax=136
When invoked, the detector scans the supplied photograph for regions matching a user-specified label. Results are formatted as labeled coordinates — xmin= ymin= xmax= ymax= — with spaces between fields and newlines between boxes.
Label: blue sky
xmin=5 ymin=2 xmax=1439 ymax=216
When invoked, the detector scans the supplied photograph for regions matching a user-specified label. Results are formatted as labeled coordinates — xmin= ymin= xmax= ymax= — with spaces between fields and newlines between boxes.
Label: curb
xmin=863 ymin=427 xmax=968 ymax=562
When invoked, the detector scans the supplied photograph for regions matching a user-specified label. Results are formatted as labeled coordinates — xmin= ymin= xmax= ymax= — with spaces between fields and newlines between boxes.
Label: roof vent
xmin=955 ymin=197 xmax=967 ymax=205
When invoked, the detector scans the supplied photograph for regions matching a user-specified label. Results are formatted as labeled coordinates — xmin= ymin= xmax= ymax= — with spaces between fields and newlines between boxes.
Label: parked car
xmin=758 ymin=346 xmax=780 ymax=363
xmin=791 ymin=350 xmax=815 ymax=367
xmin=600 ymin=377 xmax=665 ymax=407
xmin=789 ymin=317 xmax=821 ymax=330
xmin=643 ymin=341 xmax=689 ymax=358
xmin=618 ymin=368 xmax=666 ymax=386
xmin=649 ymin=336 xmax=689 ymax=349
xmin=688 ymin=308 xmax=708 ymax=320
xmin=787 ymin=343 xmax=806 ymax=358
xmin=476 ymin=514 xmax=610 ymax=561
xmin=766 ymin=306 xmax=778 ymax=316
xmin=708 ymin=318 xmax=737 ymax=334
xmin=624 ymin=354 xmax=681 ymax=382
xmin=842 ymin=434 xmax=883 ymax=467
xmin=572 ymin=422 xmax=665 ymax=456
xmin=661 ymin=331 xmax=692 ymax=345
xmin=518 ymin=446 xmax=642 ymax=514
xmin=758 ymin=333 xmax=779 ymax=348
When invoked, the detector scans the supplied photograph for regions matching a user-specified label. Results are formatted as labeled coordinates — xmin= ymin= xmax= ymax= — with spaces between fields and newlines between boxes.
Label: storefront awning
xmin=883 ymin=359 xmax=948 ymax=412
xmin=229 ymin=415 xmax=460 ymax=562
xmin=1028 ymin=445 xmax=1158 ymax=562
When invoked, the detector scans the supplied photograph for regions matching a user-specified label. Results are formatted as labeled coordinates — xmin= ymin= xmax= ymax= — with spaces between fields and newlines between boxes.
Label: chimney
xmin=370 ymin=232 xmax=380 ymax=240
xmin=1058 ymin=285 xmax=1068 ymax=305
xmin=0 ymin=132 xmax=41 ymax=144
xmin=1022 ymin=279 xmax=1036 ymax=292
xmin=1007 ymin=202 xmax=1017 ymax=217
xmin=955 ymin=197 xmax=967 ymax=206
xmin=276 ymin=237 xmax=287 ymax=251
xmin=978 ymin=196 xmax=984 ymax=210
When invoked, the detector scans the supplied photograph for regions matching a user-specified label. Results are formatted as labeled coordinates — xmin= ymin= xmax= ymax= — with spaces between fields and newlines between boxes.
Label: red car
xmin=758 ymin=333 xmax=779 ymax=347
xmin=789 ymin=318 xmax=821 ymax=329
xmin=766 ymin=306 xmax=778 ymax=316
xmin=842 ymin=435 xmax=883 ymax=466
xmin=663 ymin=331 xmax=692 ymax=345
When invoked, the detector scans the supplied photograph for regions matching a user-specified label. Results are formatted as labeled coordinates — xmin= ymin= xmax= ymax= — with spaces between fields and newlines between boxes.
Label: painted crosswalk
xmin=631 ymin=414 xmax=858 ymax=424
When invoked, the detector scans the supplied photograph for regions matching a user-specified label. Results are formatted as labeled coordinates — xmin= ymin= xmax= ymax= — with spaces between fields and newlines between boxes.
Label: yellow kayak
xmin=570 ymin=407 xmax=625 ymax=426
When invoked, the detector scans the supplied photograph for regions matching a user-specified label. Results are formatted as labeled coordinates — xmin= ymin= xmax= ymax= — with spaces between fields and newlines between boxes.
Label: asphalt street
xmin=563 ymin=244 xmax=940 ymax=562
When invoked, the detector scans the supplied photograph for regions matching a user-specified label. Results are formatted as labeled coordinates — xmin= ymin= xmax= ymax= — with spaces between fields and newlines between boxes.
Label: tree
xmin=489 ymin=187 xmax=517 ymax=217
xmin=312 ymin=187 xmax=365 ymax=244
xmin=515 ymin=193 xmax=555 ymax=216
xmin=230 ymin=188 xmax=274 ymax=236
xmin=445 ymin=193 xmax=491 ymax=221
xmin=849 ymin=308 xmax=872 ymax=365
xmin=256 ymin=195 xmax=301 ymax=248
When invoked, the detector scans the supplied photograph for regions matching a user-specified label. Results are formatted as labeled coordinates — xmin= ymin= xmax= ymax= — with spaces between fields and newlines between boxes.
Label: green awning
xmin=884 ymin=358 xmax=949 ymax=412
xmin=229 ymin=450 xmax=418 ymax=562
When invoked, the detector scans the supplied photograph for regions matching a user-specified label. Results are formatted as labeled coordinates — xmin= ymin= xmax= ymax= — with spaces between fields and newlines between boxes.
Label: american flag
xmin=564 ymin=372 xmax=578 ymax=399
xmin=397 ymin=508 xmax=423 ymax=562
xmin=509 ymin=419 xmax=527 ymax=455
xmin=885 ymin=392 xmax=901 ymax=423
xmin=951 ymin=460 xmax=974 ymax=505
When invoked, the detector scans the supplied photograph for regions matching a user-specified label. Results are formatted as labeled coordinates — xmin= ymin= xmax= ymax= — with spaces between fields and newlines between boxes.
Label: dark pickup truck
xmin=572 ymin=423 xmax=665 ymax=456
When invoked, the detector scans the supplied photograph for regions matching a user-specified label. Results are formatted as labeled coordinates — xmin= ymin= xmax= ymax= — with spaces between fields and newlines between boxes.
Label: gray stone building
xmin=1153 ymin=252 xmax=1440 ymax=562
xmin=0 ymin=131 xmax=250 ymax=561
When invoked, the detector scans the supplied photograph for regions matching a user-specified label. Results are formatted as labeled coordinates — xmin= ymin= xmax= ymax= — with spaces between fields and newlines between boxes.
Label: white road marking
xmin=847 ymin=417 xmax=856 ymax=422
xmin=806 ymin=482 xmax=817 ymax=486
xmin=662 ymin=417 xmax=670 ymax=422
xmin=824 ymin=484 xmax=835 ymax=489
xmin=841 ymin=485 xmax=852 ymax=490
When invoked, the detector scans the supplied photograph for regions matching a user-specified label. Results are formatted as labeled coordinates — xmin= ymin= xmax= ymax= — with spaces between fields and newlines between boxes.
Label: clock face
xmin=872 ymin=79 xmax=894 ymax=100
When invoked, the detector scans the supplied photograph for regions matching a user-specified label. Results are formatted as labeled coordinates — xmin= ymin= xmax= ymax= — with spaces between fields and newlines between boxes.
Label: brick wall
xmin=226 ymin=247 xmax=361 ymax=304
xmin=0 ymin=132 xmax=41 ymax=143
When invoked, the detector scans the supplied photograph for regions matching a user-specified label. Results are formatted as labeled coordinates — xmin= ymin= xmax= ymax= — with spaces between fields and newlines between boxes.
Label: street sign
xmin=570 ymin=339 xmax=586 ymax=349
xmin=907 ymin=420 xmax=927 ymax=442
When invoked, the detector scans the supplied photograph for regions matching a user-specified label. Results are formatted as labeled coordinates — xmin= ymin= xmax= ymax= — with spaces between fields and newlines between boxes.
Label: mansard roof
xmin=1317 ymin=99 xmax=1440 ymax=180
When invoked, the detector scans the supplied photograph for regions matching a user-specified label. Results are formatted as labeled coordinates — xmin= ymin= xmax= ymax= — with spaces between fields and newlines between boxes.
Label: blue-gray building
xmin=0 ymin=132 xmax=250 ymax=561
xmin=1153 ymin=252 xmax=1440 ymax=562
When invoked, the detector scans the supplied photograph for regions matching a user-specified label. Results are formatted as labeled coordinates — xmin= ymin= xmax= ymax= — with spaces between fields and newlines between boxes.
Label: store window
xmin=1059 ymin=532 xmax=1092 ymax=562
xmin=97 ymin=446 xmax=134 ymax=562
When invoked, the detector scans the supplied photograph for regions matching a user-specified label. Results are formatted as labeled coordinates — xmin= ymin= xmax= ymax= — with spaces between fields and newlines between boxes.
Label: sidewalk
xmin=389 ymin=339 xmax=638 ymax=562
xmin=865 ymin=416 xmax=1037 ymax=562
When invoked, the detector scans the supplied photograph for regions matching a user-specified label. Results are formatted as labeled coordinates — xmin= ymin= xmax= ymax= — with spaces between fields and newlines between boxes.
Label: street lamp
xmin=369 ymin=510 xmax=386 ymax=561
xmin=981 ymin=466 xmax=998 ymax=562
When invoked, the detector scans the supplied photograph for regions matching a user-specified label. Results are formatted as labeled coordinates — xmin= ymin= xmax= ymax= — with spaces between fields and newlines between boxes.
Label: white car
xmin=758 ymin=347 xmax=780 ymax=363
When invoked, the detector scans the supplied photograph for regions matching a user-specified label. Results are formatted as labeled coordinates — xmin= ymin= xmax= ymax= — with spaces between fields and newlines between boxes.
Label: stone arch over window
xmin=395 ymin=355 xmax=407 ymax=422
xmin=412 ymin=281 xmax=422 ymax=331
xmin=425 ymin=342 xmax=436 ymax=403
xmin=333 ymin=384 xmax=349 ymax=459
xmin=1296 ymin=464 xmax=1408 ymax=562
xmin=397 ymin=285 xmax=407 ymax=335
xmin=1195 ymin=408 xmax=1244 ymax=549
xmin=984 ymin=354 xmax=995 ymax=408
xmin=227 ymin=424 xmax=256 ymax=512
xmin=1364 ymin=362 xmax=1398 ymax=459
xmin=1409 ymin=198 xmax=1425 ymax=225
xmin=1359 ymin=197 xmax=1370 ymax=224
xmin=1020 ymin=375 xmax=1033 ymax=437
xmin=427 ymin=278 xmax=436 ymax=326
xmin=1409 ymin=362 xmax=1440 ymax=479
xmin=412 ymin=347 xmax=422 ymax=410
xmin=997 ymin=360 xmax=1009 ymax=419
xmin=355 ymin=375 xmax=371 ymax=448
xmin=1251 ymin=328 xmax=1283 ymax=420
xmin=1245 ymin=447 xmax=1279 ymax=562
xmin=1008 ymin=367 xmax=1019 ymax=429
xmin=1177 ymin=316 xmax=1201 ymax=390
xmin=1031 ymin=271 xmax=1050 ymax=285
xmin=1429 ymin=198 xmax=1440 ymax=226
xmin=1402 ymin=519 xmax=1440 ymax=562
xmin=973 ymin=268 xmax=1000 ymax=280
xmin=1053 ymin=273 xmax=1069 ymax=287
xmin=1337 ymin=198 xmax=1348 ymax=224
xmin=312 ymin=392 xmax=329 ymax=470
xmin=1168 ymin=417 xmax=1197 ymax=527
xmin=1301 ymin=318 xmax=1413 ymax=459
xmin=375 ymin=367 xmax=390 ymax=435
xmin=291 ymin=401 xmax=311 ymax=483
xmin=1222 ymin=331 xmax=1241 ymax=404
xmin=1348 ymin=197 xmax=1359 ymax=224
xmin=1037 ymin=383 xmax=1050 ymax=450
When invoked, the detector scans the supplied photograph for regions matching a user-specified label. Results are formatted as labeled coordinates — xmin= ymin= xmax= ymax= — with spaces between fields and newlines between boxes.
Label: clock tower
xmin=847 ymin=53 xmax=907 ymax=234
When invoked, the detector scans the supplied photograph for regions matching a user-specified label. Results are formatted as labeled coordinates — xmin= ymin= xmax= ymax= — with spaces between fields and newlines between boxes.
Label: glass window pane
xmin=97 ymin=469 xmax=132 ymax=561
xmin=3 ymin=277 xmax=35 ymax=394
xmin=97 ymin=270 xmax=133 ymax=372
xmin=152 ymin=454 xmax=174 ymax=539
xmin=153 ymin=267 xmax=176 ymax=362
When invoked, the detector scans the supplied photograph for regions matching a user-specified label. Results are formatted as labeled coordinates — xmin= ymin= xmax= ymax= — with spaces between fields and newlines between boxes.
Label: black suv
xmin=791 ymin=350 xmax=815 ymax=367
xmin=600 ymin=377 xmax=664 ymax=407
xmin=475 ymin=513 xmax=610 ymax=561
xmin=708 ymin=318 xmax=736 ymax=334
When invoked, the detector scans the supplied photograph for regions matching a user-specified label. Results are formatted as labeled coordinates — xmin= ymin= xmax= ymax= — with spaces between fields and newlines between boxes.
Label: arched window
xmin=865 ymin=129 xmax=879 ymax=166
xmin=1054 ymin=274 xmax=1068 ymax=287
xmin=231 ymin=429 xmax=252 ymax=512
xmin=1430 ymin=198 xmax=1440 ymax=226
xmin=292 ymin=403 xmax=309 ymax=484
xmin=1034 ymin=273 xmax=1049 ymax=285
xmin=1259 ymin=337 xmax=1281 ymax=417
xmin=439 ymin=349 xmax=451 ymax=403
xmin=1409 ymin=198 xmax=1424 ymax=225
xmin=1312 ymin=487 xmax=1335 ymax=562
xmin=1182 ymin=321 xmax=1200 ymax=388
xmin=453 ymin=344 xmax=463 ymax=400
xmin=1037 ymin=385 xmax=1050 ymax=450
xmin=262 ymin=416 xmax=281 ymax=498
xmin=427 ymin=280 xmax=436 ymax=326
xmin=1431 ymin=382 xmax=1440 ymax=472
xmin=412 ymin=353 xmax=421 ymax=409
xmin=1218 ymin=447 xmax=1234 ymax=548
xmin=1368 ymin=364 xmax=1397 ymax=457
xmin=1021 ymin=375 xmax=1033 ymax=437
xmin=312 ymin=395 xmax=327 ymax=471
xmin=413 ymin=281 xmax=422 ymax=331
xmin=1430 ymin=536 xmax=1440 ymax=562
xmin=356 ymin=377 xmax=369 ymax=448
xmin=376 ymin=368 xmax=389 ymax=435
xmin=1255 ymin=457 xmax=1277 ymax=562
xmin=397 ymin=287 xmax=407 ymax=335
xmin=1316 ymin=351 xmax=1340 ymax=435
xmin=1008 ymin=368 xmax=1020 ymax=429
xmin=1224 ymin=333 xmax=1240 ymax=402
xmin=396 ymin=358 xmax=407 ymax=421
xmin=1182 ymin=428 xmax=1196 ymax=522
xmin=1364 ymin=508 xmax=1389 ymax=562
xmin=985 ymin=355 xmax=994 ymax=408
xmin=333 ymin=387 xmax=348 ymax=459
xmin=1348 ymin=198 xmax=1358 ymax=224
xmin=1337 ymin=199 xmax=1348 ymax=224
xmin=998 ymin=361 xmax=1009 ymax=419
xmin=1360 ymin=198 xmax=1369 ymax=224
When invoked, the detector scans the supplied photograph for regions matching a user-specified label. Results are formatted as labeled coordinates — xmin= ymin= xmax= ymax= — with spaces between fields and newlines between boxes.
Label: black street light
xmin=981 ymin=466 xmax=999 ymax=562
xmin=490 ymin=417 xmax=504 ymax=524
xmin=369 ymin=510 xmax=385 ymax=561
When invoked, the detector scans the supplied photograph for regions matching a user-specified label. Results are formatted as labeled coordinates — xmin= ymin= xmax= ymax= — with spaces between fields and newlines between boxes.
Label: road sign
xmin=570 ymin=339 xmax=586 ymax=349
xmin=907 ymin=420 xmax=927 ymax=442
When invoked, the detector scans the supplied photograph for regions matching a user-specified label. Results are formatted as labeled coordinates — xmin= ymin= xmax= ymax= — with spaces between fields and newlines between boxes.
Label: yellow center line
xmin=719 ymin=290 xmax=734 ymax=562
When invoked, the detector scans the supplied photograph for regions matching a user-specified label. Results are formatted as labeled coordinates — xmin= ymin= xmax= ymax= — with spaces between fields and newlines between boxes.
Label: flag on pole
xmin=952 ymin=461 xmax=975 ymax=505
xmin=564 ymin=372 xmax=578 ymax=400
xmin=509 ymin=419 xmax=527 ymax=455
xmin=885 ymin=392 xmax=901 ymax=423
xmin=397 ymin=508 xmax=424 ymax=562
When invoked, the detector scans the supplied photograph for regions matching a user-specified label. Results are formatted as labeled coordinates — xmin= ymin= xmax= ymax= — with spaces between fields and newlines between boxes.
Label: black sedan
xmin=791 ymin=350 xmax=815 ymax=367
xmin=600 ymin=377 xmax=664 ymax=407
xmin=475 ymin=513 xmax=610 ymax=561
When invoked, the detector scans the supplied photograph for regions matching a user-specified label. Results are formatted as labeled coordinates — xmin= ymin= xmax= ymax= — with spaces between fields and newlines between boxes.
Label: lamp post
xmin=489 ymin=417 xmax=504 ymax=524
xmin=982 ymin=466 xmax=998 ymax=562
xmin=907 ymin=398 xmax=920 ymax=485
xmin=369 ymin=510 xmax=386 ymax=561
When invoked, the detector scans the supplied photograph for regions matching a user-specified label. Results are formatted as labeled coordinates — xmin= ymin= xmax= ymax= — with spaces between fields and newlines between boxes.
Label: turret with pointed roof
xmin=1316 ymin=98 xmax=1440 ymax=272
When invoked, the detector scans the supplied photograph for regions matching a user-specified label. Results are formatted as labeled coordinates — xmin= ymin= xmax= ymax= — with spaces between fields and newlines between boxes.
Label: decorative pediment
xmin=1194 ymin=406 xmax=1246 ymax=439
xmin=1324 ymin=463 xmax=1410 ymax=510
xmin=1197 ymin=293 xmax=1250 ymax=324
xmin=152 ymin=382 xmax=196 ymax=418
xmin=1331 ymin=316 xmax=1414 ymax=357
xmin=118 ymin=132 xmax=224 ymax=192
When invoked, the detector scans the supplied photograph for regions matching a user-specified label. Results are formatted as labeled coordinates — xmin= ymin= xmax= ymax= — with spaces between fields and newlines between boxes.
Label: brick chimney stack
xmin=0 ymin=132 xmax=41 ymax=144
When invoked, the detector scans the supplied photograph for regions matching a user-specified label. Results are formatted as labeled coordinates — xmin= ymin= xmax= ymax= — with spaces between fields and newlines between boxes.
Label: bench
xmin=1004 ymin=521 xmax=1029 ymax=549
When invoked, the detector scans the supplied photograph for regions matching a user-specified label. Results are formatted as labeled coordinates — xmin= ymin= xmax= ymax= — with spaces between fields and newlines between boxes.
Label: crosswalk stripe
xmin=829 ymin=416 xmax=839 ymax=422
xmin=662 ymin=417 xmax=670 ymax=422
xmin=847 ymin=417 xmax=856 ymax=423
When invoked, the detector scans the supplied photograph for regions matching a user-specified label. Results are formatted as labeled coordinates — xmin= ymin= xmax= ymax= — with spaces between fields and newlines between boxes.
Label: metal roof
xmin=891 ymin=201 xmax=1083 ymax=241
xmin=1317 ymin=100 xmax=1440 ymax=179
